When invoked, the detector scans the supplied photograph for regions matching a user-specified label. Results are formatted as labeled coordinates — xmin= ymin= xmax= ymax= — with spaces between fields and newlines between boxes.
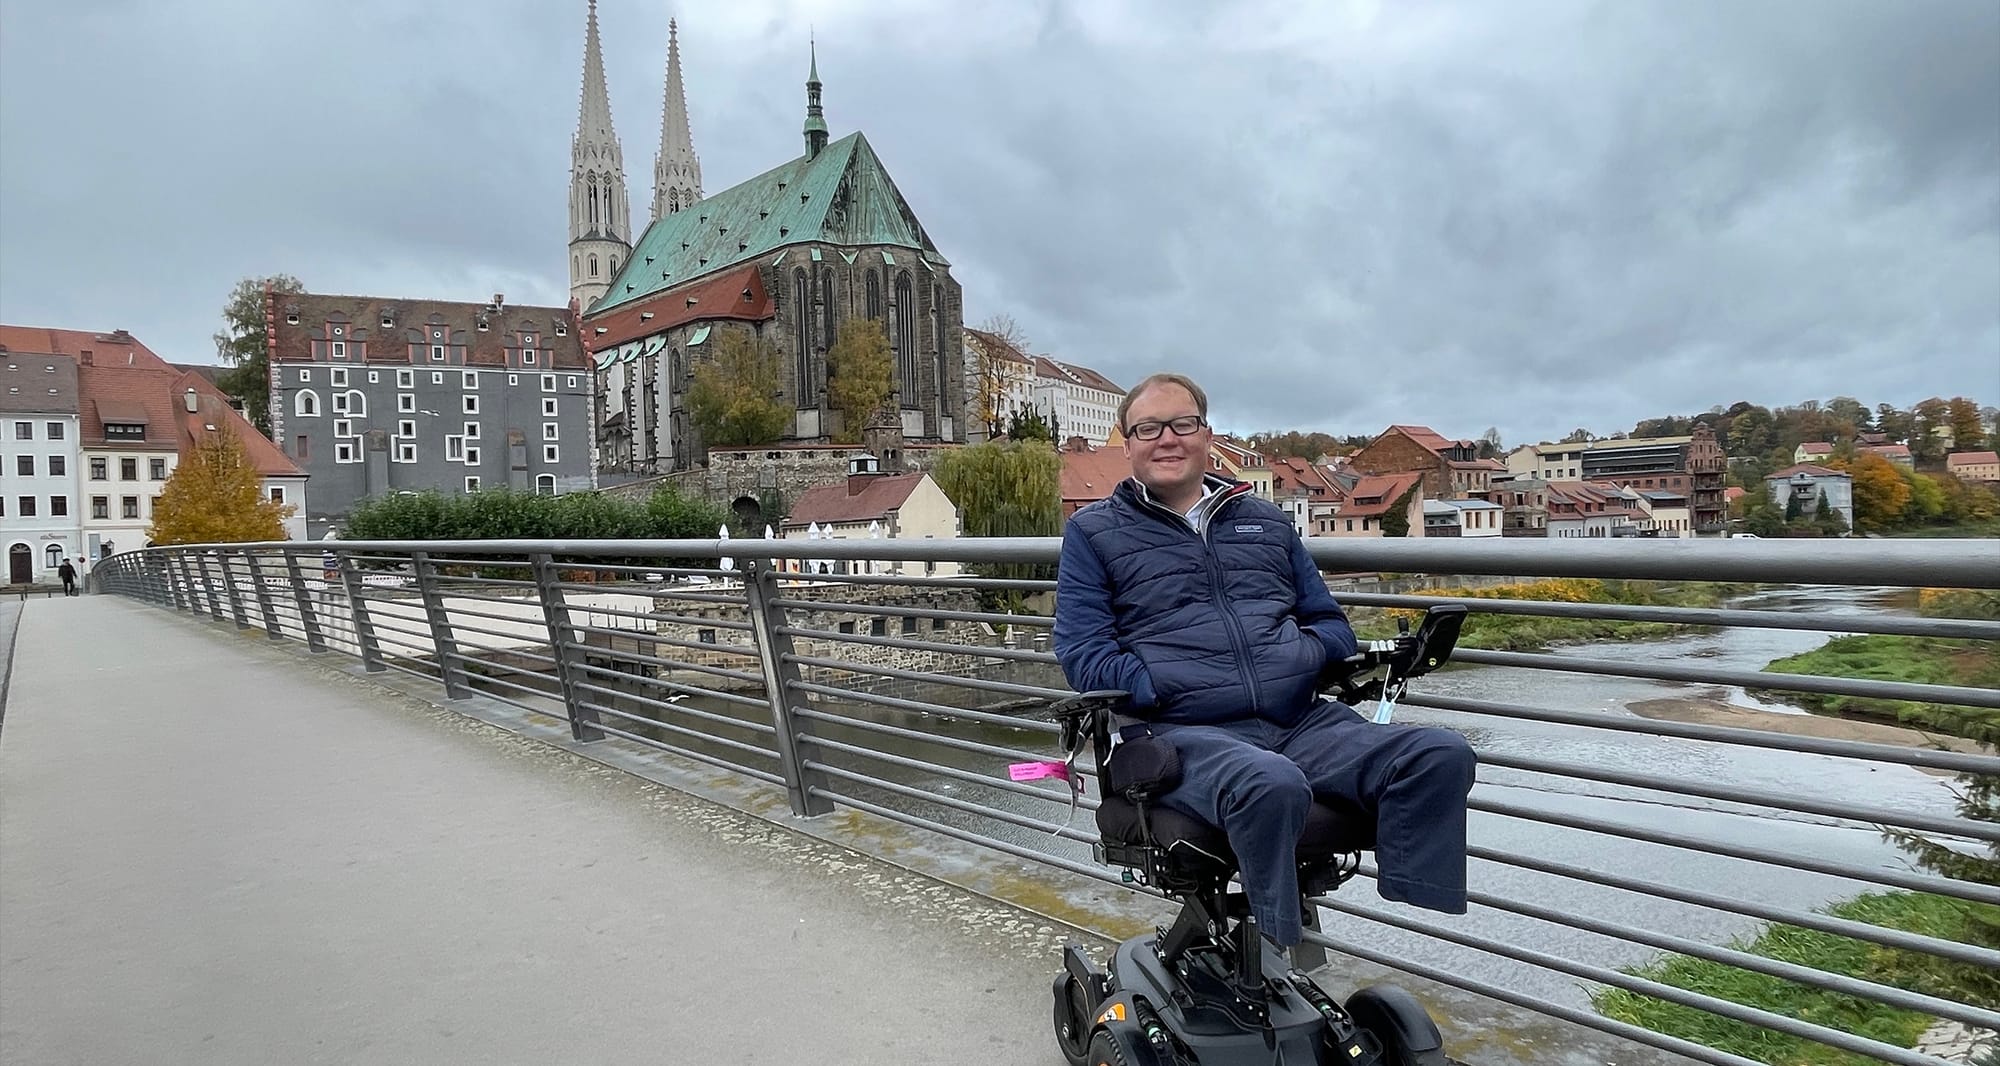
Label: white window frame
xmin=299 ymin=369 xmax=311 ymax=382
xmin=330 ymin=367 xmax=348 ymax=386
xmin=463 ymin=422 xmax=480 ymax=440
xmin=332 ymin=392 xmax=349 ymax=414
xmin=446 ymin=435 xmax=464 ymax=461
xmin=535 ymin=474 xmax=556 ymax=496
xmin=541 ymin=397 xmax=558 ymax=417
xmin=344 ymin=390 xmax=366 ymax=417
xmin=464 ymin=446 xmax=481 ymax=466
xmin=396 ymin=442 xmax=416 ymax=463
xmin=462 ymin=395 xmax=478 ymax=415
xmin=543 ymin=422 xmax=559 ymax=441
xmin=464 ymin=476 xmax=480 ymax=492
xmin=521 ymin=333 xmax=536 ymax=346
xmin=543 ymin=444 xmax=560 ymax=464
xmin=431 ymin=372 xmax=444 ymax=385
xmin=462 ymin=371 xmax=478 ymax=389
xmin=333 ymin=418 xmax=352 ymax=438
xmin=331 ymin=341 xmax=346 ymax=359
xmin=367 ymin=370 xmax=379 ymax=384
xmin=334 ymin=441 xmax=357 ymax=464
xmin=430 ymin=345 xmax=445 ymax=361
xmin=397 ymin=419 xmax=416 ymax=437
xmin=398 ymin=393 xmax=415 ymax=413
xmin=524 ymin=349 xmax=537 ymax=365
xmin=396 ymin=369 xmax=414 ymax=388
xmin=508 ymin=374 xmax=519 ymax=386
xmin=566 ymin=375 xmax=579 ymax=389
xmin=553 ymin=322 xmax=566 ymax=336
xmin=295 ymin=390 xmax=319 ymax=417
xmin=541 ymin=374 xmax=556 ymax=392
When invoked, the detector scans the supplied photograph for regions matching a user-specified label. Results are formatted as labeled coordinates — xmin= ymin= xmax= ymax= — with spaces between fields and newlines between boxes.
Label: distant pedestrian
xmin=57 ymin=559 xmax=77 ymax=597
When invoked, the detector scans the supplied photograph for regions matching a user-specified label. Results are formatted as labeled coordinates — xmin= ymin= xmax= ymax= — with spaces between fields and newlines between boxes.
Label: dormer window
xmin=553 ymin=322 xmax=566 ymax=336
xmin=104 ymin=421 xmax=145 ymax=441
xmin=286 ymin=312 xmax=299 ymax=325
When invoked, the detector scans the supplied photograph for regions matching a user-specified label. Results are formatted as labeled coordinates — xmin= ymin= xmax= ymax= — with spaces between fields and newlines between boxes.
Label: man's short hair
xmin=1118 ymin=373 xmax=1209 ymax=432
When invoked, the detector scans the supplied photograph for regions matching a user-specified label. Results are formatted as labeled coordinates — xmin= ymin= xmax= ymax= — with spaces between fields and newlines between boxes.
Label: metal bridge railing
xmin=94 ymin=536 xmax=2000 ymax=1066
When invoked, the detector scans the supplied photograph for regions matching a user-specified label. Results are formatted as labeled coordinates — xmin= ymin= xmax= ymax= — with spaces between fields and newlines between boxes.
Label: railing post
xmin=743 ymin=557 xmax=833 ymax=817
xmin=168 ymin=553 xmax=193 ymax=612
xmin=336 ymin=551 xmax=387 ymax=673
xmin=530 ymin=553 xmax=603 ymax=742
xmin=411 ymin=552 xmax=469 ymax=699
xmin=216 ymin=551 xmax=250 ymax=630
xmin=284 ymin=552 xmax=328 ymax=653
xmin=245 ymin=552 xmax=285 ymax=640
xmin=194 ymin=553 xmax=226 ymax=621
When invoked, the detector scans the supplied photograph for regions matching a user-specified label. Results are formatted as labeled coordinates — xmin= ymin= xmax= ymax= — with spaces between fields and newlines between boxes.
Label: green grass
xmin=1758 ymin=635 xmax=2000 ymax=744
xmin=1889 ymin=520 xmax=2000 ymax=539
xmin=1352 ymin=579 xmax=1754 ymax=652
xmin=1593 ymin=892 xmax=1999 ymax=1066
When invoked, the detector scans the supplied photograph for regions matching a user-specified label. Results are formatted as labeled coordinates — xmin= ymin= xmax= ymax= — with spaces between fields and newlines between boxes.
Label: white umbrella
xmin=766 ymin=524 xmax=782 ymax=572
xmin=718 ymin=522 xmax=733 ymax=572
xmin=866 ymin=519 xmax=882 ymax=575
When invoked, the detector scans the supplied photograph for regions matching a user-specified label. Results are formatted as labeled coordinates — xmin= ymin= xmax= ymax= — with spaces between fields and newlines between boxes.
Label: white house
xmin=0 ymin=352 xmax=83 ymax=584
xmin=781 ymin=457 xmax=961 ymax=577
xmin=1764 ymin=463 xmax=1855 ymax=530
xmin=1031 ymin=356 xmax=1124 ymax=447
xmin=1445 ymin=497 xmax=1503 ymax=538
xmin=1793 ymin=442 xmax=1835 ymax=465
xmin=962 ymin=329 xmax=1037 ymax=443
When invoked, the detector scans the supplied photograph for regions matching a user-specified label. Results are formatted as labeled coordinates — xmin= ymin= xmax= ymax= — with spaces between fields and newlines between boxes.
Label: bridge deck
xmin=1 ymin=598 xmax=1065 ymax=1065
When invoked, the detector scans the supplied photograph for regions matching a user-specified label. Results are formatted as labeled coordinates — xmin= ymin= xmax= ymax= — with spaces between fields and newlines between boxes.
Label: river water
xmin=615 ymin=585 xmax=1972 ymax=1010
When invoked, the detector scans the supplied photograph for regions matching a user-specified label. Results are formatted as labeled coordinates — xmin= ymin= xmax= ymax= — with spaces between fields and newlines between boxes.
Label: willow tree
xmin=935 ymin=440 xmax=1062 ymax=610
xmin=826 ymin=318 xmax=894 ymax=442
xmin=687 ymin=328 xmax=789 ymax=446
xmin=148 ymin=433 xmax=293 ymax=545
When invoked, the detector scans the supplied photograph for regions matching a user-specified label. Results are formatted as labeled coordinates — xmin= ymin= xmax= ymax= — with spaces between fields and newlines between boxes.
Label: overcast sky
xmin=2 ymin=0 xmax=1994 ymax=446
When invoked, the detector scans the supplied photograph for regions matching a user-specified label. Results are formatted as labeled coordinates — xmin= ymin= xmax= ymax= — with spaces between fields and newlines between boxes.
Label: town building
xmin=1031 ymin=357 xmax=1124 ymax=447
xmin=780 ymin=456 xmax=960 ymax=576
xmin=1861 ymin=443 xmax=1914 ymax=468
xmin=1323 ymin=472 xmax=1423 ymax=537
xmin=1348 ymin=425 xmax=1499 ymax=501
xmin=1634 ymin=490 xmax=1694 ymax=537
xmin=584 ymin=26 xmax=968 ymax=473
xmin=1058 ymin=438 xmax=1131 ymax=518
xmin=266 ymin=292 xmax=591 ymax=538
xmin=0 ymin=352 xmax=82 ymax=584
xmin=1793 ymin=442 xmax=1835 ymax=465
xmin=0 ymin=325 xmax=306 ymax=557
xmin=1208 ymin=436 xmax=1272 ymax=500
xmin=1505 ymin=428 xmax=1726 ymax=532
xmin=961 ymin=328 xmax=1037 ymax=443
xmin=1946 ymin=450 xmax=2000 ymax=483
xmin=1764 ymin=464 xmax=1855 ymax=529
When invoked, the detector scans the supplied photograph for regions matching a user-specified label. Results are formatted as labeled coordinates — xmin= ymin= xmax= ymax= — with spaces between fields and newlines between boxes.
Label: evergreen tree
xmin=214 ymin=273 xmax=304 ymax=436
xmin=826 ymin=319 xmax=895 ymax=443
xmin=687 ymin=328 xmax=789 ymax=447
xmin=148 ymin=433 xmax=294 ymax=545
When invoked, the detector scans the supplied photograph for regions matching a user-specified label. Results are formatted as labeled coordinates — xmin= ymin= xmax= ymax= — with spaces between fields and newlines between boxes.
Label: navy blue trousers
xmin=1144 ymin=701 xmax=1476 ymax=946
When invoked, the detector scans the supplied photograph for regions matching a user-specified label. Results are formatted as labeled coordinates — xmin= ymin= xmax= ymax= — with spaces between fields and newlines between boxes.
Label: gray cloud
xmin=2 ymin=0 xmax=1993 ymax=447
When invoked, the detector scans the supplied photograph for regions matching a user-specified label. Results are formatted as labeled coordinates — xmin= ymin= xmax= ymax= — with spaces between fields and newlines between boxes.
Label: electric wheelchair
xmin=1048 ymin=605 xmax=1468 ymax=1066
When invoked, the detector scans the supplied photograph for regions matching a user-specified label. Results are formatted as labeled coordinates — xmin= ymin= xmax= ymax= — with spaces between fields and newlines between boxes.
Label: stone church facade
xmin=569 ymin=16 xmax=966 ymax=476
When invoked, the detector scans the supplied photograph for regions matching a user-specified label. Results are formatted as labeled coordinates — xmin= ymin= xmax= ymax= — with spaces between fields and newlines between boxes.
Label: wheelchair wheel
xmin=1053 ymin=973 xmax=1094 ymax=1066
xmin=1345 ymin=984 xmax=1446 ymax=1066
xmin=1085 ymin=1029 xmax=1132 ymax=1066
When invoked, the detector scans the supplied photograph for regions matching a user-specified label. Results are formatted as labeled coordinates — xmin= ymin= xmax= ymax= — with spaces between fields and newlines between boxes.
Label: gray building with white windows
xmin=266 ymin=292 xmax=594 ymax=538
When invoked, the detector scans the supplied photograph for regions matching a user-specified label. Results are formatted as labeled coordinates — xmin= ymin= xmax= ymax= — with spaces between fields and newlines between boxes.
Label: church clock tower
xmin=569 ymin=0 xmax=632 ymax=312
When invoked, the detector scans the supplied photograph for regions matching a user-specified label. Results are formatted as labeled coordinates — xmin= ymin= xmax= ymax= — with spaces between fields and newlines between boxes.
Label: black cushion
xmin=1095 ymin=795 xmax=1374 ymax=876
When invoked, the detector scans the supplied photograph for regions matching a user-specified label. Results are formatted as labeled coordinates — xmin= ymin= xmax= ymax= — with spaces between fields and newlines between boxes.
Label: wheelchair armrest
xmin=1048 ymin=690 xmax=1129 ymax=756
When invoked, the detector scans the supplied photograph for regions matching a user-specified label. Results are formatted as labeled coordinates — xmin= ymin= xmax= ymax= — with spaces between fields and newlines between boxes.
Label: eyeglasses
xmin=1126 ymin=415 xmax=1208 ymax=441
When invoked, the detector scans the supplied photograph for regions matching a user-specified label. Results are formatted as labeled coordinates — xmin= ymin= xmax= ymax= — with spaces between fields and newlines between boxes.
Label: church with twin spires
xmin=568 ymin=3 xmax=968 ymax=475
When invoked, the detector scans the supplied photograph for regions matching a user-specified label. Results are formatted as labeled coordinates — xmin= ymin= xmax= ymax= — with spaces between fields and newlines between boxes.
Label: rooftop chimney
xmin=492 ymin=293 xmax=505 ymax=307
xmin=184 ymin=388 xmax=198 ymax=413
xmin=846 ymin=453 xmax=884 ymax=496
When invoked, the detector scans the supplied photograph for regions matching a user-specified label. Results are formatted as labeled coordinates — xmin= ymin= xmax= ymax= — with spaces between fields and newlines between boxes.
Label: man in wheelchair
xmin=1053 ymin=372 xmax=1477 ymax=963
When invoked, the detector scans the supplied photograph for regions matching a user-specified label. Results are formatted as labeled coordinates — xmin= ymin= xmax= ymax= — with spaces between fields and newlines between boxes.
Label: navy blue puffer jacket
xmin=1054 ymin=476 xmax=1359 ymax=727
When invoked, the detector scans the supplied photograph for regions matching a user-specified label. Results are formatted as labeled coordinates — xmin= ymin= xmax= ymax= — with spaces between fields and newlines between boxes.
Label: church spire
xmin=651 ymin=17 xmax=703 ymax=222
xmin=570 ymin=0 xmax=632 ymax=311
xmin=803 ymin=38 xmax=828 ymax=158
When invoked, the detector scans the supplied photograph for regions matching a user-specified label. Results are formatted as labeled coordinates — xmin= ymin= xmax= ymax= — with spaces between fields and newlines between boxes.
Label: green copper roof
xmin=594 ymin=131 xmax=942 ymax=315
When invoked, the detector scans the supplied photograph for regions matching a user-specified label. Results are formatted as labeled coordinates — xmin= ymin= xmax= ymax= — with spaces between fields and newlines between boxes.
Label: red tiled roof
xmin=1033 ymin=356 xmax=1124 ymax=395
xmin=1339 ymin=472 xmax=1422 ymax=518
xmin=270 ymin=293 xmax=586 ymax=369
xmin=1766 ymin=463 xmax=1848 ymax=479
xmin=1386 ymin=424 xmax=1455 ymax=455
xmin=1269 ymin=455 xmax=1337 ymax=499
xmin=0 ymin=324 xmax=172 ymax=368
xmin=963 ymin=328 xmax=1034 ymax=365
xmin=1724 ymin=486 xmax=1747 ymax=502
xmin=784 ymin=473 xmax=927 ymax=526
xmin=1862 ymin=443 xmax=1912 ymax=458
xmin=1798 ymin=442 xmax=1834 ymax=454
xmin=1946 ymin=451 xmax=2000 ymax=467
xmin=586 ymin=266 xmax=775 ymax=351
xmin=1061 ymin=445 xmax=1132 ymax=505
xmin=73 ymin=353 xmax=301 ymax=477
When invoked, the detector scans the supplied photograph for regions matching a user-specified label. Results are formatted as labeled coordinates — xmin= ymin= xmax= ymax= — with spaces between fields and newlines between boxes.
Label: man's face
xmin=1122 ymin=383 xmax=1212 ymax=499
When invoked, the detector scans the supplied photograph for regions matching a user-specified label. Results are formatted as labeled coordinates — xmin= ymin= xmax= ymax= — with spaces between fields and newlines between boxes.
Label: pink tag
xmin=1009 ymin=760 xmax=1071 ymax=783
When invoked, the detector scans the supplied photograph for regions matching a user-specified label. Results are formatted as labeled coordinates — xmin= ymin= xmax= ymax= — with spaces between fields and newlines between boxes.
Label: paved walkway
xmin=1 ymin=598 xmax=1069 ymax=1065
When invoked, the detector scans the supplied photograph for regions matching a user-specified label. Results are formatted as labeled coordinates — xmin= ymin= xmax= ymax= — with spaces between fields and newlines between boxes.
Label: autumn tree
xmin=969 ymin=314 xmax=1032 ymax=437
xmin=148 ymin=433 xmax=294 ymax=545
xmin=1947 ymin=396 xmax=1987 ymax=451
xmin=1912 ymin=397 xmax=1951 ymax=463
xmin=215 ymin=273 xmax=305 ymax=435
xmin=687 ymin=328 xmax=790 ymax=447
xmin=1247 ymin=430 xmax=1348 ymax=461
xmin=826 ymin=318 xmax=895 ymax=442
xmin=934 ymin=439 xmax=1062 ymax=607
xmin=1837 ymin=452 xmax=1912 ymax=533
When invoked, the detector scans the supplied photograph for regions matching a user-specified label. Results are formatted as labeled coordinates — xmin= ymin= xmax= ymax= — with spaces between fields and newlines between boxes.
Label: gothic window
xmin=793 ymin=268 xmax=814 ymax=406
xmin=588 ymin=175 xmax=600 ymax=225
xmin=589 ymin=254 xmax=599 ymax=278
xmin=669 ymin=189 xmax=680 ymax=213
xmin=865 ymin=270 xmax=882 ymax=320
xmin=610 ymin=257 xmax=619 ymax=276
xmin=894 ymin=271 xmax=916 ymax=401
xmin=820 ymin=269 xmax=836 ymax=350
xmin=295 ymin=390 xmax=319 ymax=417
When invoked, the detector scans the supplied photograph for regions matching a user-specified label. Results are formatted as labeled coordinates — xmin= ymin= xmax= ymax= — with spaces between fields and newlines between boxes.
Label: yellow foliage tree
xmin=1832 ymin=452 xmax=1911 ymax=532
xmin=148 ymin=432 xmax=294 ymax=545
xmin=686 ymin=328 xmax=790 ymax=446
xmin=826 ymin=318 xmax=895 ymax=442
